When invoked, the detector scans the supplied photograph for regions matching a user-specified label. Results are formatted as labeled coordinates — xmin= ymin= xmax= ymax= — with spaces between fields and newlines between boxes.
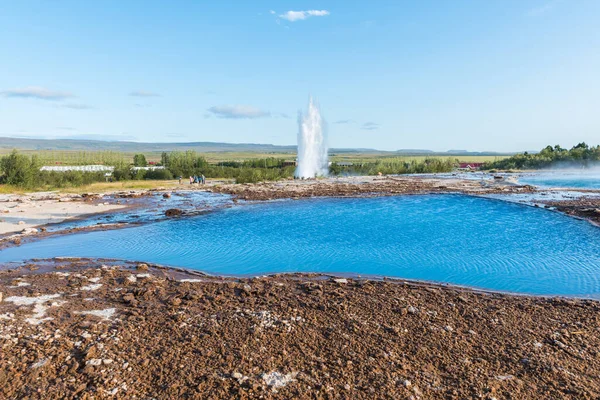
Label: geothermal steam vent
xmin=295 ymin=97 xmax=328 ymax=178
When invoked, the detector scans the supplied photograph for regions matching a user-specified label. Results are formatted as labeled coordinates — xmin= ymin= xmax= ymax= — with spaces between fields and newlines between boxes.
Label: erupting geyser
xmin=295 ymin=97 xmax=328 ymax=178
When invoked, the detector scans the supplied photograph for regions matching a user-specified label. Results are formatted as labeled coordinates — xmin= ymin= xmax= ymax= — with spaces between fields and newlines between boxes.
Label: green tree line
xmin=0 ymin=150 xmax=107 ymax=188
xmin=484 ymin=143 xmax=600 ymax=170
xmin=330 ymin=157 xmax=456 ymax=175
xmin=0 ymin=150 xmax=296 ymax=188
xmin=1 ymin=149 xmax=459 ymax=189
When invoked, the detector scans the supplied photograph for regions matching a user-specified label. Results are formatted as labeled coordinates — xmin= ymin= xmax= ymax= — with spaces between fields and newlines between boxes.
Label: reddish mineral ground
xmin=1 ymin=260 xmax=599 ymax=399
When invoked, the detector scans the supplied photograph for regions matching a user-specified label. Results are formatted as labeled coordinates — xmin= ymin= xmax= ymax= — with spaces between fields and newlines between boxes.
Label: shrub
xmin=133 ymin=154 xmax=148 ymax=167
xmin=113 ymin=166 xmax=133 ymax=181
xmin=0 ymin=150 xmax=40 ymax=187
xmin=38 ymin=171 xmax=106 ymax=188
xmin=235 ymin=169 xmax=263 ymax=184
xmin=144 ymin=169 xmax=173 ymax=180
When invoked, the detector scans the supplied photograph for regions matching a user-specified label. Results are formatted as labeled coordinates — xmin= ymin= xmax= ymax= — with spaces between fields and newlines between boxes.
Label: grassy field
xmin=0 ymin=185 xmax=25 ymax=195
xmin=0 ymin=180 xmax=184 ymax=195
xmin=58 ymin=180 xmax=183 ymax=194
xmin=0 ymin=148 xmax=509 ymax=165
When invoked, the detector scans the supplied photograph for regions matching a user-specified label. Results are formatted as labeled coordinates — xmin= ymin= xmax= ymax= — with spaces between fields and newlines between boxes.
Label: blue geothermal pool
xmin=1 ymin=195 xmax=600 ymax=297
xmin=519 ymin=171 xmax=600 ymax=189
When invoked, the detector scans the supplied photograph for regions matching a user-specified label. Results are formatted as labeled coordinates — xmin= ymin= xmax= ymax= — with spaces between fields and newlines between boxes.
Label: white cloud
xmin=361 ymin=122 xmax=380 ymax=130
xmin=269 ymin=10 xmax=276 ymax=15
xmin=129 ymin=90 xmax=160 ymax=97
xmin=207 ymin=105 xmax=271 ymax=119
xmin=307 ymin=10 xmax=329 ymax=17
xmin=1 ymin=86 xmax=74 ymax=101
xmin=279 ymin=10 xmax=330 ymax=22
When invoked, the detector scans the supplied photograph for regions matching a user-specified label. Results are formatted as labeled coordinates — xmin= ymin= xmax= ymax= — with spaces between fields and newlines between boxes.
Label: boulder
xmin=136 ymin=263 xmax=149 ymax=271
xmin=165 ymin=208 xmax=183 ymax=217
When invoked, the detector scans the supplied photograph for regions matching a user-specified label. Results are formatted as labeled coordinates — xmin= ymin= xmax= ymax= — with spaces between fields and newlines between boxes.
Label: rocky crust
xmin=209 ymin=176 xmax=536 ymax=201
xmin=542 ymin=198 xmax=600 ymax=226
xmin=1 ymin=260 xmax=599 ymax=399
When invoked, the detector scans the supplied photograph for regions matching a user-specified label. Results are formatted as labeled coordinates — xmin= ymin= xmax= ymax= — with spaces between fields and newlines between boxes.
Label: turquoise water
xmin=519 ymin=172 xmax=600 ymax=189
xmin=1 ymin=195 xmax=600 ymax=297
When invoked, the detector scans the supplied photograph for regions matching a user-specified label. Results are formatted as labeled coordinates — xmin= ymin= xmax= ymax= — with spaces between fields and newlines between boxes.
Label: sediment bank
xmin=543 ymin=198 xmax=600 ymax=226
xmin=1 ymin=260 xmax=599 ymax=399
xmin=0 ymin=192 xmax=129 ymax=236
xmin=208 ymin=175 xmax=537 ymax=201
xmin=0 ymin=188 xmax=228 ymax=249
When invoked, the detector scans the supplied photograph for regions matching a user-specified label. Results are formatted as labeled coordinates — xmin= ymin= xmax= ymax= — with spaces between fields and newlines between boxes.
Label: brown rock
xmin=122 ymin=293 xmax=136 ymax=303
xmin=84 ymin=345 xmax=101 ymax=360
xmin=165 ymin=208 xmax=183 ymax=217
xmin=169 ymin=297 xmax=182 ymax=306
xmin=74 ymin=383 xmax=87 ymax=393
xmin=137 ymin=263 xmax=149 ymax=271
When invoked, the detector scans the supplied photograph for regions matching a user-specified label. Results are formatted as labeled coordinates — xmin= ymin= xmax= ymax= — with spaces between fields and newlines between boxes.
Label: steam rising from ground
xmin=540 ymin=164 xmax=600 ymax=177
xmin=295 ymin=97 xmax=328 ymax=179
xmin=518 ymin=165 xmax=600 ymax=189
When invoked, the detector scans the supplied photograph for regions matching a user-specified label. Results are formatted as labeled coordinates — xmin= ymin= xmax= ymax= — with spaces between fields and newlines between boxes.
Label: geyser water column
xmin=295 ymin=97 xmax=329 ymax=178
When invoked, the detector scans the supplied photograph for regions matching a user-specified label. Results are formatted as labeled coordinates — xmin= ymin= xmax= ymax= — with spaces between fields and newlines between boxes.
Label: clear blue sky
xmin=1 ymin=0 xmax=599 ymax=152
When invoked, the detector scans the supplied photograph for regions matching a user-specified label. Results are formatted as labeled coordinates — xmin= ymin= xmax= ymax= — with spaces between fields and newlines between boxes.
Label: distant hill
xmin=0 ymin=137 xmax=514 ymax=156
xmin=396 ymin=149 xmax=435 ymax=154
xmin=396 ymin=148 xmax=513 ymax=156
xmin=443 ymin=150 xmax=512 ymax=156
xmin=0 ymin=137 xmax=297 ymax=153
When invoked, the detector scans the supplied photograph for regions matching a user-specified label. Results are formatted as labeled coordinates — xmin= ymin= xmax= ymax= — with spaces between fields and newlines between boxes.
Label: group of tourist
xmin=189 ymin=175 xmax=206 ymax=184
